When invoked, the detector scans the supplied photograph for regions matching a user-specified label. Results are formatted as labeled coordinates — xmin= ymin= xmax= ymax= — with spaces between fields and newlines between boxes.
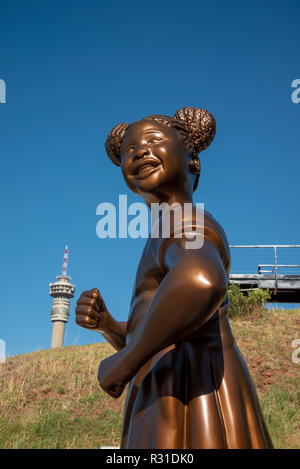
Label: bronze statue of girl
xmin=75 ymin=107 xmax=273 ymax=449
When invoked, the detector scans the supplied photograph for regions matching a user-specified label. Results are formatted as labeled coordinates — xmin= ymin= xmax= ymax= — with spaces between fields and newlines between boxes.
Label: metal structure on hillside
xmin=229 ymin=245 xmax=300 ymax=302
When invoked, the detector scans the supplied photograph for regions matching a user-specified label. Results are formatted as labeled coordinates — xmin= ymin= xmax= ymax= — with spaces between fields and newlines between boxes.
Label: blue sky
xmin=0 ymin=0 xmax=299 ymax=357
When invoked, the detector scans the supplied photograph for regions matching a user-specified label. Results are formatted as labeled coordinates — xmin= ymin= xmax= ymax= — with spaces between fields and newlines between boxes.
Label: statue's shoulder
xmin=178 ymin=206 xmax=231 ymax=274
xmin=203 ymin=209 xmax=228 ymax=243
xmin=150 ymin=206 xmax=231 ymax=274
xmin=202 ymin=209 xmax=231 ymax=274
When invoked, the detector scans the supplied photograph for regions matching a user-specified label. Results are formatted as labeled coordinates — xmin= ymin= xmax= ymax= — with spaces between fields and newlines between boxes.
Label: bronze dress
xmin=121 ymin=210 xmax=273 ymax=449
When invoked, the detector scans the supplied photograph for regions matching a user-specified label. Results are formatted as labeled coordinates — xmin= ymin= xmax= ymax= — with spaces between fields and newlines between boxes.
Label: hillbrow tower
xmin=49 ymin=246 xmax=75 ymax=348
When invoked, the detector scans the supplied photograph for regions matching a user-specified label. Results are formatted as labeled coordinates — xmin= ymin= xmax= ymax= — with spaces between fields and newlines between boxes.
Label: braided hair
xmin=105 ymin=107 xmax=216 ymax=192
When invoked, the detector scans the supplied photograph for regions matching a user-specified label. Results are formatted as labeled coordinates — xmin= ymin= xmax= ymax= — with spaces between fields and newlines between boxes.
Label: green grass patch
xmin=260 ymin=383 xmax=300 ymax=449
xmin=0 ymin=408 xmax=123 ymax=449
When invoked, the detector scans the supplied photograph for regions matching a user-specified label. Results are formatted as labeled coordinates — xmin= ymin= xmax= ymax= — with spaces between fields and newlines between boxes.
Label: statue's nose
xmin=133 ymin=145 xmax=150 ymax=160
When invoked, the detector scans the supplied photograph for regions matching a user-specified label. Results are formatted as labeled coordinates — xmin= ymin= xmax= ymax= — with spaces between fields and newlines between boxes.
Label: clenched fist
xmin=75 ymin=288 xmax=109 ymax=330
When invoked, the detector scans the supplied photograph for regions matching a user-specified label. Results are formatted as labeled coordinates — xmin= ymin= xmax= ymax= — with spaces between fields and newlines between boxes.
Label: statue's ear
xmin=188 ymin=156 xmax=201 ymax=175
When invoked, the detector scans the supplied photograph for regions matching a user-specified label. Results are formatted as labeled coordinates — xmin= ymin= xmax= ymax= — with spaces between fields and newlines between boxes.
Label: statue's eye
xmin=125 ymin=145 xmax=135 ymax=153
xmin=148 ymin=137 xmax=162 ymax=145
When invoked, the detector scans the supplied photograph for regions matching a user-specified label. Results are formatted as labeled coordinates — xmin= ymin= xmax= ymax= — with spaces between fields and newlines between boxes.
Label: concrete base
xmin=51 ymin=321 xmax=65 ymax=348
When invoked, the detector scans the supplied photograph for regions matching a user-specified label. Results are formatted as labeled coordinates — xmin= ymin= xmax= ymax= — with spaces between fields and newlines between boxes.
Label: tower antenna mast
xmin=62 ymin=245 xmax=69 ymax=278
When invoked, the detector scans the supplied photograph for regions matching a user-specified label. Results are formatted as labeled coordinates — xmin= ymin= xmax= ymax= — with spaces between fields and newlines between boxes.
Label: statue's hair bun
xmin=105 ymin=122 xmax=128 ymax=166
xmin=174 ymin=107 xmax=216 ymax=154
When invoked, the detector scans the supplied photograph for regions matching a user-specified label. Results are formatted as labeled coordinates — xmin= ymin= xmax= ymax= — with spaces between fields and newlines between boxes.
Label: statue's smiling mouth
xmin=132 ymin=159 xmax=161 ymax=177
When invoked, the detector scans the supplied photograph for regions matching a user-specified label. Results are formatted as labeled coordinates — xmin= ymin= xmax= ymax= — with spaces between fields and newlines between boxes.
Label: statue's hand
xmin=75 ymin=288 xmax=109 ymax=331
xmin=98 ymin=349 xmax=132 ymax=398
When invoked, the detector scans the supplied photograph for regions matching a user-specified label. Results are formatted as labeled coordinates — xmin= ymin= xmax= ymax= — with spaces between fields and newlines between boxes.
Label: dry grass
xmin=0 ymin=308 xmax=299 ymax=448
xmin=0 ymin=343 xmax=126 ymax=448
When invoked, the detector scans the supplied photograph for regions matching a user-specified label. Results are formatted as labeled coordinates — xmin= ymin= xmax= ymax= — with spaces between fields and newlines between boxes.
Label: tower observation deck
xmin=49 ymin=246 xmax=75 ymax=348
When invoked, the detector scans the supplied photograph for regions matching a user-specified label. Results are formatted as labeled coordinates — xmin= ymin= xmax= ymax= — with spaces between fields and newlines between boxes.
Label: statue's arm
xmin=98 ymin=238 xmax=228 ymax=397
xmin=97 ymin=318 xmax=127 ymax=352
xmin=75 ymin=288 xmax=127 ymax=351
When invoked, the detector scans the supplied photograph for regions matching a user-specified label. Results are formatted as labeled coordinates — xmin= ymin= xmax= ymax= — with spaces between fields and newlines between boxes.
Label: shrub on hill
xmin=227 ymin=282 xmax=271 ymax=319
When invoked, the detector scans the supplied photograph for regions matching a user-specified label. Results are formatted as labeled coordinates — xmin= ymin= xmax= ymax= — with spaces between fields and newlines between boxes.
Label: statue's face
xmin=120 ymin=120 xmax=192 ymax=196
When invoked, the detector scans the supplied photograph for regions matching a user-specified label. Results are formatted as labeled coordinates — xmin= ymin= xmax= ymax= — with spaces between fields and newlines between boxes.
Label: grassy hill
xmin=0 ymin=308 xmax=299 ymax=449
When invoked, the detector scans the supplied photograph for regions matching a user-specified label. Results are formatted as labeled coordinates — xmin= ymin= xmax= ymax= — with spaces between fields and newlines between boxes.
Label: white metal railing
xmin=229 ymin=245 xmax=300 ymax=289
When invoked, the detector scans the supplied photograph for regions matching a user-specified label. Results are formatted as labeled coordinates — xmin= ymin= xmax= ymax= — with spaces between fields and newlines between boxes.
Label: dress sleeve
xmin=155 ymin=209 xmax=231 ymax=276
